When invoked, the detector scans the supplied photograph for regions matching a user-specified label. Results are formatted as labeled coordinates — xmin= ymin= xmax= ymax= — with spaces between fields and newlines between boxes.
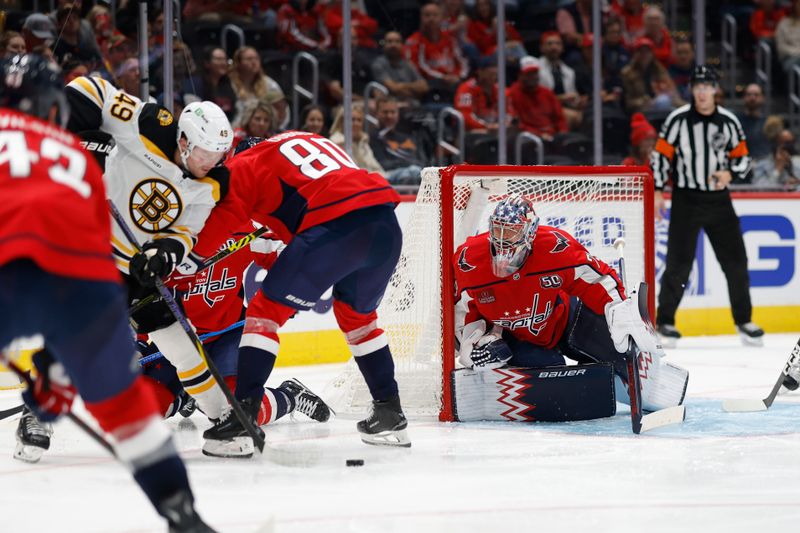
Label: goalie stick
xmin=721 ymin=338 xmax=800 ymax=413
xmin=613 ymin=238 xmax=686 ymax=434
xmin=109 ymin=200 xmax=266 ymax=454
xmin=128 ymin=226 xmax=271 ymax=316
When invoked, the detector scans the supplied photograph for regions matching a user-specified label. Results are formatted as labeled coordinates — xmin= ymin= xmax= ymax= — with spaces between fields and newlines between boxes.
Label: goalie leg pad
xmin=452 ymin=363 xmax=616 ymax=422
xmin=639 ymin=358 xmax=689 ymax=411
xmin=561 ymin=299 xmax=628 ymax=380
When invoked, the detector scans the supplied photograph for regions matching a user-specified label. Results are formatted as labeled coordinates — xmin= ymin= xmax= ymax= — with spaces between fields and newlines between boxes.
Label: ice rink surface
xmin=1 ymin=333 xmax=800 ymax=533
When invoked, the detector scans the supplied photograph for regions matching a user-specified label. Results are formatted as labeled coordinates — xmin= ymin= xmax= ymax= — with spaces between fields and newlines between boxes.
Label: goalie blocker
xmin=453 ymin=363 xmax=617 ymax=422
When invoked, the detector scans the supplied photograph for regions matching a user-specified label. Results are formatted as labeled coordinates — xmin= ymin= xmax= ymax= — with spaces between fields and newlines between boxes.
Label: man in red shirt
xmin=406 ymin=1 xmax=469 ymax=101
xmin=454 ymin=55 xmax=501 ymax=132
xmin=0 ymin=54 xmax=211 ymax=531
xmin=507 ymin=56 xmax=567 ymax=141
xmin=453 ymin=195 xmax=688 ymax=414
xmin=184 ymin=132 xmax=410 ymax=454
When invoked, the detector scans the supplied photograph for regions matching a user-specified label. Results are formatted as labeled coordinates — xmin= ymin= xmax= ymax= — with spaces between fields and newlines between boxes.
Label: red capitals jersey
xmin=193 ymin=131 xmax=400 ymax=257
xmin=455 ymin=78 xmax=501 ymax=130
xmin=169 ymin=227 xmax=278 ymax=336
xmin=454 ymin=226 xmax=625 ymax=349
xmin=405 ymin=31 xmax=469 ymax=81
xmin=0 ymin=109 xmax=118 ymax=283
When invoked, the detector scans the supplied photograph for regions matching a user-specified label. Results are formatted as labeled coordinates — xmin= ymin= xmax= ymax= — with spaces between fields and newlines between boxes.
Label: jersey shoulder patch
xmin=138 ymin=103 xmax=178 ymax=160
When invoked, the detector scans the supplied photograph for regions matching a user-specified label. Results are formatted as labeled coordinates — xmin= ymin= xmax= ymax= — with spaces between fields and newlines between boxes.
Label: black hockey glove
xmin=129 ymin=238 xmax=183 ymax=287
xmin=470 ymin=338 xmax=513 ymax=369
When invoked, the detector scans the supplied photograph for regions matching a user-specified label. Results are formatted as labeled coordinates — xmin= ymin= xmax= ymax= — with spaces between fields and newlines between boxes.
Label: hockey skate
xmin=782 ymin=354 xmax=800 ymax=391
xmin=281 ymin=378 xmax=334 ymax=422
xmin=201 ymin=398 xmax=263 ymax=458
xmin=159 ymin=489 xmax=217 ymax=533
xmin=14 ymin=406 xmax=52 ymax=463
xmin=656 ymin=324 xmax=681 ymax=349
xmin=357 ymin=395 xmax=411 ymax=447
xmin=737 ymin=322 xmax=765 ymax=347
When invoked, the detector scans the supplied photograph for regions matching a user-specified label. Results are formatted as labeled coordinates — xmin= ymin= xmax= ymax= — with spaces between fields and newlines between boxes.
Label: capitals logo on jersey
xmin=129 ymin=178 xmax=182 ymax=232
xmin=183 ymin=263 xmax=238 ymax=308
xmin=492 ymin=293 xmax=553 ymax=336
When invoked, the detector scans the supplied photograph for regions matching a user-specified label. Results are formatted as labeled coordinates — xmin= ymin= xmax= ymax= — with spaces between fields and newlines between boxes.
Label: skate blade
xmin=659 ymin=336 xmax=678 ymax=349
xmin=14 ymin=443 xmax=45 ymax=463
xmin=360 ymin=428 xmax=411 ymax=448
xmin=201 ymin=437 xmax=254 ymax=458
xmin=739 ymin=334 xmax=764 ymax=347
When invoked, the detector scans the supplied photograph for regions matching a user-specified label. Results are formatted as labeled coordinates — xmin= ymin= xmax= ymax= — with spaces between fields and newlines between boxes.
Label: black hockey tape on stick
xmin=0 ymin=404 xmax=24 ymax=420
xmin=0 ymin=355 xmax=116 ymax=456
xmin=108 ymin=200 xmax=266 ymax=453
xmin=722 ymin=338 xmax=800 ymax=412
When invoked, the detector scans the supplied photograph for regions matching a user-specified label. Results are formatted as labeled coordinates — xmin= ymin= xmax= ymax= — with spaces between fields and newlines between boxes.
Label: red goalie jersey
xmin=0 ymin=109 xmax=118 ymax=283
xmin=454 ymin=226 xmax=626 ymax=349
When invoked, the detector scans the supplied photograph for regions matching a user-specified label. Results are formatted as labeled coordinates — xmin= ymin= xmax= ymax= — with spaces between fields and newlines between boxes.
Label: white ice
xmin=2 ymin=333 xmax=800 ymax=533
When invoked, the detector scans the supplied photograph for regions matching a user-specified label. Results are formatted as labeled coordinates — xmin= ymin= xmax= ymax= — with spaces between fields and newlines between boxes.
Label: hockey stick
xmin=129 ymin=226 xmax=271 ymax=316
xmin=0 ymin=404 xmax=23 ymax=420
xmin=108 ymin=201 xmax=265 ymax=453
xmin=721 ymin=338 xmax=800 ymax=412
xmin=613 ymin=238 xmax=686 ymax=434
xmin=0 ymin=355 xmax=116 ymax=456
xmin=138 ymin=320 xmax=244 ymax=366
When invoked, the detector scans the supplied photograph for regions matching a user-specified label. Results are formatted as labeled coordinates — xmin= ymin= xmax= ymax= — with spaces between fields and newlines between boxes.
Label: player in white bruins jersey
xmin=65 ymin=76 xmax=234 ymax=427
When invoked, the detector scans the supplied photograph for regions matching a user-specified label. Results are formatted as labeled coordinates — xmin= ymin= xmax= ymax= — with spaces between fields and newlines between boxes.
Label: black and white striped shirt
xmin=650 ymin=104 xmax=752 ymax=191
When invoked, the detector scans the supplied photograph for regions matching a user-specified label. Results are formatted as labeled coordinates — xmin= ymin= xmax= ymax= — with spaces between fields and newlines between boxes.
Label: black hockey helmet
xmin=690 ymin=65 xmax=719 ymax=87
xmin=0 ymin=54 xmax=68 ymax=126
xmin=233 ymin=136 xmax=266 ymax=156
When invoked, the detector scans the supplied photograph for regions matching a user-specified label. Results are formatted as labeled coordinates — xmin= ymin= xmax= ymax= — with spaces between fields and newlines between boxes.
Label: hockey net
xmin=325 ymin=165 xmax=654 ymax=420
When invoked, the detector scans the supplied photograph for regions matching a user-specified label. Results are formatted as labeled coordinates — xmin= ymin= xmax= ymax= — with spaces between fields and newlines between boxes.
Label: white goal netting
xmin=325 ymin=166 xmax=652 ymax=418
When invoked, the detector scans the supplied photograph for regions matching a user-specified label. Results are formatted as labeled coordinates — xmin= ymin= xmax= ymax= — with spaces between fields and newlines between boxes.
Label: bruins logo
xmin=157 ymin=109 xmax=174 ymax=126
xmin=130 ymin=178 xmax=182 ymax=233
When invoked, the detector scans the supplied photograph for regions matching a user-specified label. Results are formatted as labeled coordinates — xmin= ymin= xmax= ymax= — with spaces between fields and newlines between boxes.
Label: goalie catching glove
xmin=458 ymin=320 xmax=513 ymax=370
xmin=21 ymin=349 xmax=76 ymax=423
xmin=604 ymin=290 xmax=663 ymax=356
xmin=129 ymin=238 xmax=183 ymax=287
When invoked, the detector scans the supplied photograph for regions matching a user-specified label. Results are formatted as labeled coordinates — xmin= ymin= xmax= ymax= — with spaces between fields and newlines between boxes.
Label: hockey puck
xmin=346 ymin=459 xmax=365 ymax=467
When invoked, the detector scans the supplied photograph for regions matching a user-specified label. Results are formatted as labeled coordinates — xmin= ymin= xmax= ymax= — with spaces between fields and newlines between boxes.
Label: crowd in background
xmin=1 ymin=0 xmax=799 ymax=191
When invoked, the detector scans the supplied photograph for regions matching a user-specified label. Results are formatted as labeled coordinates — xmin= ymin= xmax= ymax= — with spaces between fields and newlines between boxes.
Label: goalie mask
xmin=488 ymin=195 xmax=539 ymax=278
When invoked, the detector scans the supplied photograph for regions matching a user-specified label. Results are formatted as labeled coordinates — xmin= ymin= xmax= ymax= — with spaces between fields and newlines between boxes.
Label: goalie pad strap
xmin=452 ymin=363 xmax=616 ymax=422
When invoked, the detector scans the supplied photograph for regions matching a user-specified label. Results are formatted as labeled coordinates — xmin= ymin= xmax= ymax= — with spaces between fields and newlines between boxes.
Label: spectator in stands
xmin=737 ymin=83 xmax=772 ymax=160
xmin=455 ymin=55 xmax=502 ymax=133
xmin=232 ymin=99 xmax=276 ymax=153
xmin=116 ymin=58 xmax=142 ymax=97
xmin=371 ymin=31 xmax=430 ymax=107
xmin=556 ymin=0 xmax=593 ymax=67
xmin=668 ymin=38 xmax=695 ymax=101
xmin=467 ymin=0 xmax=527 ymax=63
xmin=86 ymin=4 xmax=114 ymax=55
xmin=750 ymin=0 xmax=787 ymax=41
xmin=611 ymin=0 xmax=645 ymax=42
xmin=52 ymin=2 xmax=103 ymax=68
xmin=442 ymin=0 xmax=471 ymax=46
xmin=277 ymin=0 xmax=331 ymax=52
xmin=776 ymin=0 xmax=800 ymax=74
xmin=406 ymin=1 xmax=470 ymax=104
xmin=105 ymin=34 xmax=133 ymax=84
xmin=506 ymin=56 xmax=567 ymax=142
xmin=621 ymin=112 xmax=657 ymax=166
xmin=538 ymin=31 xmax=586 ymax=130
xmin=182 ymin=0 xmax=254 ymax=24
xmin=602 ymin=17 xmax=631 ymax=89
xmin=21 ymin=13 xmax=55 ymax=54
xmin=300 ymin=104 xmax=327 ymax=136
xmin=329 ymin=102 xmax=384 ymax=174
xmin=182 ymin=46 xmax=238 ymax=121
xmin=752 ymin=128 xmax=800 ymax=189
xmin=0 ymin=31 xmax=26 ymax=58
xmin=574 ymin=34 xmax=624 ymax=109
xmin=62 ymin=58 xmax=89 ymax=84
xmin=642 ymin=6 xmax=672 ymax=66
xmin=621 ymin=37 xmax=682 ymax=114
xmin=229 ymin=46 xmax=288 ymax=126
xmin=369 ymin=96 xmax=425 ymax=185
xmin=323 ymin=1 xmax=378 ymax=49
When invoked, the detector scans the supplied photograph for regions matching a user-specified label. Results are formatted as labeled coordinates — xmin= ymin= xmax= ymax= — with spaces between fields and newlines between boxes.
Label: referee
xmin=650 ymin=65 xmax=764 ymax=347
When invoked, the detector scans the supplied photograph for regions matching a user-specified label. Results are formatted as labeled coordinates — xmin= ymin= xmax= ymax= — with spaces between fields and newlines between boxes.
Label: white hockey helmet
xmin=177 ymin=101 xmax=233 ymax=168
xmin=488 ymin=194 xmax=539 ymax=278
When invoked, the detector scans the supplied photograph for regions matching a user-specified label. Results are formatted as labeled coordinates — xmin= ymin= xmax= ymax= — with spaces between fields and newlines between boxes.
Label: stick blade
xmin=721 ymin=398 xmax=769 ymax=413
xmin=639 ymin=405 xmax=686 ymax=432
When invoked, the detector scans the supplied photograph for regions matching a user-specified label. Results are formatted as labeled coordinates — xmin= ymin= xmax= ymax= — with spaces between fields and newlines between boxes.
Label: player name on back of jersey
xmin=0 ymin=112 xmax=75 ymax=145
